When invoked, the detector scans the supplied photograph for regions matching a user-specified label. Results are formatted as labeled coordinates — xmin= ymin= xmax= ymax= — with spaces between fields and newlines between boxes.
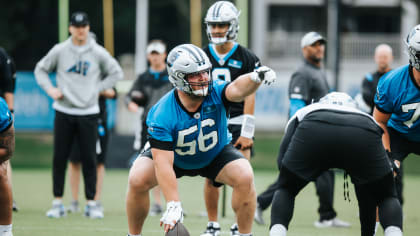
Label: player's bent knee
xmin=128 ymin=172 xmax=156 ymax=192
xmin=233 ymin=171 xmax=255 ymax=190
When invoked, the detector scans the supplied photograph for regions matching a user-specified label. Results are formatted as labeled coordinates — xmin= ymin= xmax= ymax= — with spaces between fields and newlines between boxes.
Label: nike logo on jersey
xmin=204 ymin=105 xmax=216 ymax=114
xmin=67 ymin=61 xmax=91 ymax=76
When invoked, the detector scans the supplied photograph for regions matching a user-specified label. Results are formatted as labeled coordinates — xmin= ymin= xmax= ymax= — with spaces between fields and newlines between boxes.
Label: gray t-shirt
xmin=288 ymin=60 xmax=330 ymax=104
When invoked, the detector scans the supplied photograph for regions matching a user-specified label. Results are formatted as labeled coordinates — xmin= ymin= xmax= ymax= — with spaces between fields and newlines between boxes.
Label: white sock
xmin=373 ymin=221 xmax=379 ymax=236
xmin=127 ymin=234 xmax=141 ymax=236
xmin=239 ymin=234 xmax=252 ymax=236
xmin=384 ymin=226 xmax=402 ymax=236
xmin=52 ymin=199 xmax=62 ymax=205
xmin=270 ymin=224 xmax=287 ymax=236
xmin=87 ymin=200 xmax=96 ymax=206
xmin=0 ymin=224 xmax=12 ymax=233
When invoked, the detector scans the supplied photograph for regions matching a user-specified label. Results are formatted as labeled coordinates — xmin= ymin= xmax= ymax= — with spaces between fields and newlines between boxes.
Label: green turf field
xmin=11 ymin=169 xmax=420 ymax=236
xmin=10 ymin=132 xmax=420 ymax=235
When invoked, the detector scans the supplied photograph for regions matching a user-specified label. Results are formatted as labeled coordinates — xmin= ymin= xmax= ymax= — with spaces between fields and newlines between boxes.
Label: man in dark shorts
xmin=269 ymin=92 xmax=403 ymax=236
xmin=125 ymin=44 xmax=276 ymax=236
xmin=202 ymin=2 xmax=262 ymax=234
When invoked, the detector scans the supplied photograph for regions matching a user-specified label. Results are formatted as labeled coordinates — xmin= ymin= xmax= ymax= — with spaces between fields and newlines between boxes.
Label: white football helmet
xmin=167 ymin=44 xmax=213 ymax=97
xmin=319 ymin=92 xmax=357 ymax=109
xmin=406 ymin=24 xmax=420 ymax=71
xmin=204 ymin=1 xmax=240 ymax=45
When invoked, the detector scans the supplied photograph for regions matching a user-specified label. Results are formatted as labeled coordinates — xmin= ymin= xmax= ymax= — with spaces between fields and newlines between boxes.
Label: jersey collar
xmin=209 ymin=42 xmax=239 ymax=66
xmin=174 ymin=90 xmax=203 ymax=118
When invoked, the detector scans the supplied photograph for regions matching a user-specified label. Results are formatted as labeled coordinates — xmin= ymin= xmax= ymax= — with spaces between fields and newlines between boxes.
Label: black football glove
xmin=386 ymin=150 xmax=401 ymax=177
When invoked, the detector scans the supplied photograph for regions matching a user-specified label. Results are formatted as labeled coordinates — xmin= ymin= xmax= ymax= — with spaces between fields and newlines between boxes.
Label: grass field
xmin=11 ymin=170 xmax=420 ymax=236
xmin=10 ymin=132 xmax=420 ymax=235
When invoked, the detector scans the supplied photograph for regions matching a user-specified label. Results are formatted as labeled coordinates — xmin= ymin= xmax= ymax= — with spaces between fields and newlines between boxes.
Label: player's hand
xmin=234 ymin=136 xmax=253 ymax=150
xmin=47 ymin=87 xmax=63 ymax=100
xmin=251 ymin=66 xmax=277 ymax=85
xmin=160 ymin=201 xmax=184 ymax=233
xmin=386 ymin=151 xmax=401 ymax=177
xmin=127 ymin=102 xmax=139 ymax=113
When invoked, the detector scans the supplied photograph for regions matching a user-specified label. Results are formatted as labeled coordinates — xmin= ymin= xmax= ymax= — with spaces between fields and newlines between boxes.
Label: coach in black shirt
xmin=256 ymin=32 xmax=350 ymax=228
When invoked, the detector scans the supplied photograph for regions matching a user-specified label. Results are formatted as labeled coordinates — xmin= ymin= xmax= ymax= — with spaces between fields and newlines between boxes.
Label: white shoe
xmin=67 ymin=200 xmax=80 ymax=213
xmin=230 ymin=223 xmax=239 ymax=236
xmin=314 ymin=217 xmax=351 ymax=228
xmin=270 ymin=224 xmax=287 ymax=236
xmin=84 ymin=201 xmax=104 ymax=219
xmin=1 ymin=231 xmax=13 ymax=236
xmin=46 ymin=200 xmax=66 ymax=218
xmin=254 ymin=204 xmax=265 ymax=225
xmin=200 ymin=222 xmax=221 ymax=236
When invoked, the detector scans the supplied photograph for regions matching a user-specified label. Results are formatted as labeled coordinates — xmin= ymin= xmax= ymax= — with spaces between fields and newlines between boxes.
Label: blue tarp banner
xmin=13 ymin=72 xmax=116 ymax=131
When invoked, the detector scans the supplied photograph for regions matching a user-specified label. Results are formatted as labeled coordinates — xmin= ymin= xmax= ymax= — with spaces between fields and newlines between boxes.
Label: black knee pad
xmin=379 ymin=197 xmax=403 ymax=230
xmin=367 ymin=173 xmax=397 ymax=204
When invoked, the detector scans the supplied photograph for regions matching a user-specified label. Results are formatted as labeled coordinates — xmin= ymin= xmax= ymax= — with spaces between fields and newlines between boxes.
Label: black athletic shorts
xmin=141 ymin=144 xmax=245 ymax=187
xmin=282 ymin=118 xmax=392 ymax=185
xmin=388 ymin=127 xmax=420 ymax=162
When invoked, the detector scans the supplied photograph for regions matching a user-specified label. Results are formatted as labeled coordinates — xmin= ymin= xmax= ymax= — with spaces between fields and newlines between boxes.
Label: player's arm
xmin=373 ymin=106 xmax=401 ymax=174
xmin=234 ymin=93 xmax=256 ymax=150
xmin=0 ymin=125 xmax=14 ymax=164
xmin=3 ymin=93 xmax=13 ymax=113
xmin=97 ymin=48 xmax=124 ymax=91
xmin=151 ymin=145 xmax=183 ymax=232
xmin=373 ymin=107 xmax=392 ymax=151
xmin=152 ymin=147 xmax=179 ymax=202
xmin=225 ymin=66 xmax=276 ymax=102
xmin=34 ymin=45 xmax=63 ymax=100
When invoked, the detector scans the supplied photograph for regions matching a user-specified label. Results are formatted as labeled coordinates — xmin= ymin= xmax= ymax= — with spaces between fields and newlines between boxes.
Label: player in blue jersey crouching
xmin=125 ymin=44 xmax=276 ymax=236
xmin=374 ymin=24 xmax=420 ymax=206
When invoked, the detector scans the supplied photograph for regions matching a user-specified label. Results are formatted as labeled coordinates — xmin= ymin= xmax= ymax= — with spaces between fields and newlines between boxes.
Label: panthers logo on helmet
xmin=166 ymin=44 xmax=213 ymax=97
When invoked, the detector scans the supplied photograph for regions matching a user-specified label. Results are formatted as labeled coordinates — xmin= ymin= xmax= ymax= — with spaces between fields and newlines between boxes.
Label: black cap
xmin=70 ymin=11 xmax=90 ymax=26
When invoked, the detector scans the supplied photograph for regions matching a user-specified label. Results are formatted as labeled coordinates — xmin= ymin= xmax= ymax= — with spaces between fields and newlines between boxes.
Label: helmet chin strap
xmin=192 ymin=87 xmax=209 ymax=97
xmin=211 ymin=36 xmax=228 ymax=45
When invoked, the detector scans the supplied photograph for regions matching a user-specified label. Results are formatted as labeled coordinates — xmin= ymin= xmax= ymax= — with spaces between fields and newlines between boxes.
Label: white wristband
xmin=241 ymin=114 xmax=256 ymax=139
xmin=250 ymin=71 xmax=262 ymax=83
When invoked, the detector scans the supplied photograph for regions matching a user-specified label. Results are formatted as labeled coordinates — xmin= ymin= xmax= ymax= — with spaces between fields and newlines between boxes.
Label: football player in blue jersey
xmin=374 ymin=24 xmax=420 ymax=206
xmin=0 ymin=97 xmax=15 ymax=236
xmin=202 ymin=2 xmax=262 ymax=235
xmin=125 ymin=44 xmax=276 ymax=236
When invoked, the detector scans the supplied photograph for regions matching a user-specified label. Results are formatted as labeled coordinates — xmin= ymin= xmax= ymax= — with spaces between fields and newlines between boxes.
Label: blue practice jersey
xmin=375 ymin=64 xmax=420 ymax=141
xmin=146 ymin=79 xmax=232 ymax=169
xmin=0 ymin=97 xmax=12 ymax=132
